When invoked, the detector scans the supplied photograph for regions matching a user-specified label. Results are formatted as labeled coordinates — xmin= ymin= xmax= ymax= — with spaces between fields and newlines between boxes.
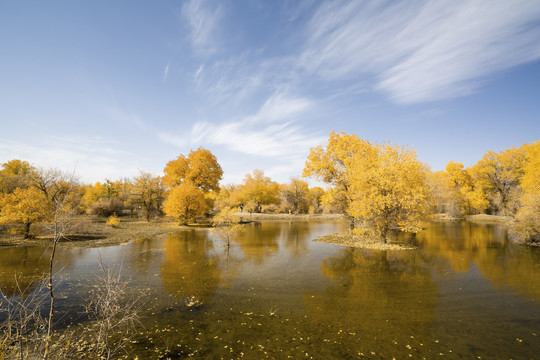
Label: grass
xmin=314 ymin=233 xmax=416 ymax=250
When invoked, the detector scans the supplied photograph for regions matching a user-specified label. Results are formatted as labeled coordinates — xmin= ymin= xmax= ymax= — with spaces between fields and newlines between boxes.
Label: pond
xmin=1 ymin=220 xmax=540 ymax=359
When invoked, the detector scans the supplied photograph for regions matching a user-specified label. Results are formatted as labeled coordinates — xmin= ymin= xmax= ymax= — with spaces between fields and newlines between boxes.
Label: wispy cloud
xmin=163 ymin=63 xmax=170 ymax=81
xmin=159 ymin=92 xmax=323 ymax=159
xmin=182 ymin=0 xmax=223 ymax=56
xmin=300 ymin=0 xmax=540 ymax=103
xmin=0 ymin=136 xmax=139 ymax=183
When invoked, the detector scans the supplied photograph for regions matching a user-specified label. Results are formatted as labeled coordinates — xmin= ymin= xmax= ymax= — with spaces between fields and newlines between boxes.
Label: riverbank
xmin=0 ymin=217 xmax=186 ymax=248
xmin=431 ymin=213 xmax=512 ymax=224
xmin=314 ymin=232 xmax=416 ymax=250
xmin=237 ymin=212 xmax=342 ymax=221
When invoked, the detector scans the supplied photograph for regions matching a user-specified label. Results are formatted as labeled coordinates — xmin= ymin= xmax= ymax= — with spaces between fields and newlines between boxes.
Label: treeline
xmin=0 ymin=132 xmax=539 ymax=243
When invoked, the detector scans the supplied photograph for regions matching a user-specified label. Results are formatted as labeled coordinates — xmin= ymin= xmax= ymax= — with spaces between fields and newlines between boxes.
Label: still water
xmin=1 ymin=221 xmax=539 ymax=359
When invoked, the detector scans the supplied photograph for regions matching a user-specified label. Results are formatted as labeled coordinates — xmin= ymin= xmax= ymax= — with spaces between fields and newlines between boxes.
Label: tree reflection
xmin=305 ymin=248 xmax=439 ymax=345
xmin=235 ymin=223 xmax=280 ymax=264
xmin=417 ymin=222 xmax=540 ymax=302
xmin=161 ymin=231 xmax=239 ymax=304
xmin=0 ymin=246 xmax=76 ymax=297
xmin=0 ymin=247 xmax=50 ymax=296
xmin=280 ymin=222 xmax=310 ymax=258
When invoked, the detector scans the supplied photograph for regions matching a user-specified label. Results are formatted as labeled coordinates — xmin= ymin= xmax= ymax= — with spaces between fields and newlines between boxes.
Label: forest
xmin=1 ymin=131 xmax=539 ymax=245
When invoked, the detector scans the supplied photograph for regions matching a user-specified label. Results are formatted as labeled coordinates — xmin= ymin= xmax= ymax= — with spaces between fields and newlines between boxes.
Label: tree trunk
xmin=23 ymin=222 xmax=31 ymax=239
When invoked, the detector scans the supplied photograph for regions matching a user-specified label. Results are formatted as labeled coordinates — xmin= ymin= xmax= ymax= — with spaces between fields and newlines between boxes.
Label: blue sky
xmin=1 ymin=0 xmax=539 ymax=185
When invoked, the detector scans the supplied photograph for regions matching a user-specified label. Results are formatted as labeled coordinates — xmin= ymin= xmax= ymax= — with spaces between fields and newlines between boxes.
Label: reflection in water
xmin=281 ymin=222 xmax=310 ymax=258
xmin=235 ymin=223 xmax=280 ymax=264
xmin=1 ymin=221 xmax=539 ymax=359
xmin=0 ymin=247 xmax=50 ymax=296
xmin=417 ymin=222 xmax=540 ymax=302
xmin=161 ymin=231 xmax=220 ymax=303
xmin=161 ymin=231 xmax=239 ymax=304
xmin=305 ymin=248 xmax=440 ymax=357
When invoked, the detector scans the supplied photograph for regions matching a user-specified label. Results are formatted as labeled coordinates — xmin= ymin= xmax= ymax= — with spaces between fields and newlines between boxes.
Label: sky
xmin=1 ymin=0 xmax=540 ymax=186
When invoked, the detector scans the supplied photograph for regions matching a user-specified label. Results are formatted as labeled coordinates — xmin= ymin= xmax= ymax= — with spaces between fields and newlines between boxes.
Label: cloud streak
xmin=300 ymin=0 xmax=540 ymax=103
xmin=161 ymin=92 xmax=320 ymax=157
xmin=182 ymin=0 xmax=223 ymax=56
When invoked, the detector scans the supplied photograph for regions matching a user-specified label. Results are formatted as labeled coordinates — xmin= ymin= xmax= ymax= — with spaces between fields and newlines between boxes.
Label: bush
xmin=106 ymin=214 xmax=120 ymax=228
xmin=88 ymin=198 xmax=124 ymax=217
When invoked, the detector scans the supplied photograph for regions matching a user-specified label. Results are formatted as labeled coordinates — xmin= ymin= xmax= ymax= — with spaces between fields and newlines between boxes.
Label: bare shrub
xmin=88 ymin=198 xmax=124 ymax=217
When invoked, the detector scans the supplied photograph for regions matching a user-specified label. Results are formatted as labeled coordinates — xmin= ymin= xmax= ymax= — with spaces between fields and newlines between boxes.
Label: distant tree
xmin=471 ymin=146 xmax=527 ymax=215
xmin=163 ymin=182 xmax=206 ymax=225
xmin=132 ymin=172 xmax=165 ymax=221
xmin=307 ymin=187 xmax=325 ymax=214
xmin=0 ymin=187 xmax=49 ymax=238
xmin=238 ymin=170 xmax=280 ymax=210
xmin=0 ymin=159 xmax=34 ymax=194
xmin=445 ymin=161 xmax=489 ymax=215
xmin=281 ymin=177 xmax=309 ymax=213
xmin=163 ymin=147 xmax=223 ymax=192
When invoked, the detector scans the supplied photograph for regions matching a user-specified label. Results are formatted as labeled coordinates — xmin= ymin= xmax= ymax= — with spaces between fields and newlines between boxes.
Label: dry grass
xmin=0 ymin=217 xmax=185 ymax=248
xmin=237 ymin=212 xmax=342 ymax=221
xmin=314 ymin=233 xmax=416 ymax=250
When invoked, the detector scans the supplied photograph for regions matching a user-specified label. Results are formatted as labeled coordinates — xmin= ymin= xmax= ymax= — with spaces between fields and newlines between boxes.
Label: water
xmin=1 ymin=221 xmax=539 ymax=359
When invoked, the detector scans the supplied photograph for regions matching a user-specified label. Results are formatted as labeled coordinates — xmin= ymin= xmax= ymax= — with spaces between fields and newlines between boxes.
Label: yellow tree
xmin=347 ymin=142 xmax=431 ymax=243
xmin=445 ymin=161 xmax=488 ymax=215
xmin=280 ymin=177 xmax=309 ymax=213
xmin=132 ymin=172 xmax=165 ymax=221
xmin=163 ymin=147 xmax=223 ymax=191
xmin=163 ymin=181 xmax=206 ymax=225
xmin=307 ymin=186 xmax=325 ymax=214
xmin=472 ymin=146 xmax=527 ymax=214
xmin=513 ymin=141 xmax=540 ymax=242
xmin=303 ymin=131 xmax=377 ymax=228
xmin=238 ymin=170 xmax=280 ymax=212
xmin=0 ymin=187 xmax=49 ymax=238
xmin=0 ymin=159 xmax=34 ymax=194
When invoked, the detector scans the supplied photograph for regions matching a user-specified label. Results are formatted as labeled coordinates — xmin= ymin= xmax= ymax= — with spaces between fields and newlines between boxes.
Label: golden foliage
xmin=163 ymin=147 xmax=223 ymax=192
xmin=304 ymin=132 xmax=430 ymax=240
xmin=472 ymin=145 xmax=527 ymax=214
xmin=512 ymin=141 xmax=540 ymax=242
xmin=106 ymin=214 xmax=120 ymax=228
xmin=304 ymin=131 xmax=376 ymax=225
xmin=163 ymin=182 xmax=206 ymax=224
xmin=238 ymin=170 xmax=280 ymax=208
xmin=0 ymin=187 xmax=50 ymax=238
xmin=348 ymin=142 xmax=431 ymax=242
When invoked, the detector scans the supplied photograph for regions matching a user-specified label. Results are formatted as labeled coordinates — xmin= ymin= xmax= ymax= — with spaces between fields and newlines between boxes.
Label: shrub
xmin=106 ymin=214 xmax=120 ymax=228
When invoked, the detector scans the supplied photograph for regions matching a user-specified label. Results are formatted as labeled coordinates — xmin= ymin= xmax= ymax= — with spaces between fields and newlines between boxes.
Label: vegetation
xmin=212 ymin=207 xmax=245 ymax=247
xmin=0 ymin=133 xmax=539 ymax=245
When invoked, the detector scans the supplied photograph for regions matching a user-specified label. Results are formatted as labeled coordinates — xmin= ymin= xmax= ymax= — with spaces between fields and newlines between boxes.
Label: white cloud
xmin=182 ymin=0 xmax=223 ymax=56
xmin=301 ymin=0 xmax=540 ymax=103
xmin=0 ymin=136 xmax=139 ymax=183
xmin=163 ymin=63 xmax=170 ymax=81
xmin=158 ymin=92 xmax=324 ymax=167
